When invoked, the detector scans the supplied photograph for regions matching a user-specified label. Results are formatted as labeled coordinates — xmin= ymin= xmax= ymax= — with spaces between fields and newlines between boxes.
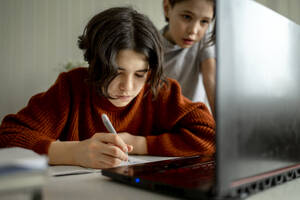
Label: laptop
xmin=102 ymin=0 xmax=300 ymax=199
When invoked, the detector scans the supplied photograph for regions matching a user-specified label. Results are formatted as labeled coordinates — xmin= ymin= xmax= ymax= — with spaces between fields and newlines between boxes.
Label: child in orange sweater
xmin=0 ymin=7 xmax=215 ymax=169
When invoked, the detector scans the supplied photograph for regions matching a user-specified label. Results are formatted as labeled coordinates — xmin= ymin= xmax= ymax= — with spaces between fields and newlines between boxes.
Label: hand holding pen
xmin=101 ymin=114 xmax=133 ymax=163
xmin=102 ymin=114 xmax=147 ymax=154
xmin=60 ymin=114 xmax=132 ymax=169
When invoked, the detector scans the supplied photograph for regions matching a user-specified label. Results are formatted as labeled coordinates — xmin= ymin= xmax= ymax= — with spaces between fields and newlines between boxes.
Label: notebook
xmin=102 ymin=0 xmax=300 ymax=199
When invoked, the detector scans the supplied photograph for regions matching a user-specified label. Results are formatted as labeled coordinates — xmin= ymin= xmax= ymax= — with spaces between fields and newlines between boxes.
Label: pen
xmin=101 ymin=114 xmax=129 ymax=163
xmin=101 ymin=114 xmax=117 ymax=134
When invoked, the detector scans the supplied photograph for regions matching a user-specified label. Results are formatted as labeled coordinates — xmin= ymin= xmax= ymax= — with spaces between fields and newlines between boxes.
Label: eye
xmin=181 ymin=15 xmax=192 ymax=21
xmin=135 ymin=72 xmax=147 ymax=78
xmin=200 ymin=19 xmax=210 ymax=25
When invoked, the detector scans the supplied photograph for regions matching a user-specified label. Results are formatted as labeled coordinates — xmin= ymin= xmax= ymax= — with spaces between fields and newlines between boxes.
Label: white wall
xmin=255 ymin=0 xmax=300 ymax=25
xmin=1 ymin=0 xmax=300 ymax=122
xmin=0 ymin=0 xmax=166 ymax=121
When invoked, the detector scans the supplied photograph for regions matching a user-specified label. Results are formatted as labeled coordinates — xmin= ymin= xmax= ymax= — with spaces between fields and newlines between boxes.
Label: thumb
xmin=126 ymin=144 xmax=133 ymax=152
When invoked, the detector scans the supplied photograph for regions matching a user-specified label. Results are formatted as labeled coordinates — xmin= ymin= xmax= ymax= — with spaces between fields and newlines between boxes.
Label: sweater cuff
xmin=146 ymin=135 xmax=160 ymax=155
xmin=32 ymin=138 xmax=55 ymax=155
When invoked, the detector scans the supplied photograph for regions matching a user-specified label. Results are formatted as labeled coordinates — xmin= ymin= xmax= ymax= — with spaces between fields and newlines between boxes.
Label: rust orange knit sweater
xmin=0 ymin=68 xmax=215 ymax=156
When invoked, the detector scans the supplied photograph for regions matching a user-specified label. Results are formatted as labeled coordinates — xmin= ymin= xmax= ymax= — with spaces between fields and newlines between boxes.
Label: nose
xmin=119 ymin=75 xmax=134 ymax=91
xmin=187 ymin=21 xmax=200 ymax=35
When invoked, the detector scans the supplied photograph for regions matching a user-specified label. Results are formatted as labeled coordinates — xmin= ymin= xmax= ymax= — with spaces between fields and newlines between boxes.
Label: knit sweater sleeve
xmin=0 ymin=72 xmax=71 ymax=154
xmin=146 ymin=79 xmax=215 ymax=157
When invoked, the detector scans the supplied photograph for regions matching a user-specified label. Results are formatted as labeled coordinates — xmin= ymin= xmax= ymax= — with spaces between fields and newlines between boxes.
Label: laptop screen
xmin=216 ymin=0 xmax=300 ymax=196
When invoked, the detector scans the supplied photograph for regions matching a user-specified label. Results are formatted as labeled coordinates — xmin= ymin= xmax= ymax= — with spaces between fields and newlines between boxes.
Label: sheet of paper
xmin=49 ymin=156 xmax=148 ymax=177
xmin=48 ymin=165 xmax=100 ymax=177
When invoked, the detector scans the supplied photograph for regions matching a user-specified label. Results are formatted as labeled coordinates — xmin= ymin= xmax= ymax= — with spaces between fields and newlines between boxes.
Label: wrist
xmin=48 ymin=141 xmax=80 ymax=165
xmin=134 ymin=136 xmax=148 ymax=155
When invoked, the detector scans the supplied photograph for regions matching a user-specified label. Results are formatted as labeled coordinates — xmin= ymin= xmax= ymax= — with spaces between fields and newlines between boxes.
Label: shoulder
xmin=63 ymin=67 xmax=88 ymax=80
xmin=56 ymin=67 xmax=88 ymax=86
xmin=157 ymin=78 xmax=190 ymax=104
xmin=50 ymin=67 xmax=89 ymax=96
xmin=153 ymin=78 xmax=210 ymax=123
xmin=158 ymin=78 xmax=210 ymax=111
xmin=160 ymin=78 xmax=181 ymax=93
xmin=197 ymin=32 xmax=216 ymax=57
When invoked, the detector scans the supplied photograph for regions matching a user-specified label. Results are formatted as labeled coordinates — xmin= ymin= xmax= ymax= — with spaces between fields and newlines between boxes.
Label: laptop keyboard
xmin=102 ymin=156 xmax=216 ymax=192
xmin=124 ymin=156 xmax=216 ymax=188
xmin=158 ymin=161 xmax=215 ymax=183
xmin=158 ymin=161 xmax=215 ymax=174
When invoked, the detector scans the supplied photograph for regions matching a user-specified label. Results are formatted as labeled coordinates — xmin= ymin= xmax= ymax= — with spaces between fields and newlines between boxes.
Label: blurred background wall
xmin=0 ymin=0 xmax=165 ymax=121
xmin=255 ymin=0 xmax=300 ymax=24
xmin=0 ymin=0 xmax=299 ymax=121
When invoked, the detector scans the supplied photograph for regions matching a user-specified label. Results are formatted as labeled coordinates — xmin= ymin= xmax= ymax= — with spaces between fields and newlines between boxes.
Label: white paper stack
xmin=0 ymin=147 xmax=48 ymax=199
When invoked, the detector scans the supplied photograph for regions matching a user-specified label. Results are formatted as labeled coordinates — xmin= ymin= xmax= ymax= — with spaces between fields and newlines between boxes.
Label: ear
xmin=163 ymin=0 xmax=170 ymax=19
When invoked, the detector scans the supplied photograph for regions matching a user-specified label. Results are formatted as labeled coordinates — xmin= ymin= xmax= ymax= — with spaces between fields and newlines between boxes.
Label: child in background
xmin=0 ymin=7 xmax=215 ymax=169
xmin=161 ymin=0 xmax=216 ymax=115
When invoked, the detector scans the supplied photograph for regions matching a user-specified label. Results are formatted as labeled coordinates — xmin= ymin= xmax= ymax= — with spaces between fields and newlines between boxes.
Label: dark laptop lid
xmin=216 ymin=0 xmax=300 ymax=197
xmin=102 ymin=0 xmax=300 ymax=199
xmin=102 ymin=155 xmax=215 ymax=199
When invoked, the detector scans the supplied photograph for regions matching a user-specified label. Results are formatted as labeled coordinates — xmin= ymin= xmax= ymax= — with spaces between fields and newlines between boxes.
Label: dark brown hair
xmin=165 ymin=0 xmax=216 ymax=46
xmin=78 ymin=7 xmax=165 ymax=98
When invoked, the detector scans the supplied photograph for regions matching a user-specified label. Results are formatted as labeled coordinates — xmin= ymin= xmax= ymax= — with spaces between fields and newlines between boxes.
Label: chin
xmin=116 ymin=103 xmax=129 ymax=107
xmin=111 ymin=100 xmax=131 ymax=107
xmin=180 ymin=42 xmax=193 ymax=48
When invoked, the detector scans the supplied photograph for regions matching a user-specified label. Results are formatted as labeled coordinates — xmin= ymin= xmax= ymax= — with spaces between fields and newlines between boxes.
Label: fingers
xmin=80 ymin=133 xmax=132 ymax=169
xmin=82 ymin=141 xmax=127 ymax=169
xmin=94 ymin=133 xmax=128 ymax=153
xmin=127 ymin=144 xmax=133 ymax=152
xmin=100 ymin=142 xmax=128 ymax=161
xmin=98 ymin=154 xmax=123 ymax=168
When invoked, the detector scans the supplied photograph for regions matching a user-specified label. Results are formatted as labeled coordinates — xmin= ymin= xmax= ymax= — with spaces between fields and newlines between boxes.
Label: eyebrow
xmin=118 ymin=67 xmax=149 ymax=73
xmin=181 ymin=10 xmax=213 ymax=21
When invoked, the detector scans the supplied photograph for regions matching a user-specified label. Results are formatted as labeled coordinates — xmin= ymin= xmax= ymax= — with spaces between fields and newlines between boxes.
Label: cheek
xmin=198 ymin=27 xmax=208 ymax=39
xmin=107 ymin=79 xmax=118 ymax=93
xmin=173 ymin=21 xmax=186 ymax=35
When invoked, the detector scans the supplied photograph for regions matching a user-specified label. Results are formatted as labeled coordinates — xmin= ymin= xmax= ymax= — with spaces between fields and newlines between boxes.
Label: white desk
xmin=42 ymin=156 xmax=300 ymax=200
xmin=44 ymin=156 xmax=180 ymax=200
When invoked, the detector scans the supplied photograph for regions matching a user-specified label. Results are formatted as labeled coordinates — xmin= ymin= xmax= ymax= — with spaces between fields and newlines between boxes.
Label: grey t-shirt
xmin=160 ymin=26 xmax=216 ymax=110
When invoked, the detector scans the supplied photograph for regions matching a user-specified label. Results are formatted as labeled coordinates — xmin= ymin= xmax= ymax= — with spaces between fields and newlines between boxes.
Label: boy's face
xmin=164 ymin=0 xmax=214 ymax=48
xmin=107 ymin=49 xmax=149 ymax=107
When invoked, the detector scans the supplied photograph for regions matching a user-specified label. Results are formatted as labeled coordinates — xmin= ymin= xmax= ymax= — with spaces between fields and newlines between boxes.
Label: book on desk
xmin=0 ymin=147 xmax=48 ymax=199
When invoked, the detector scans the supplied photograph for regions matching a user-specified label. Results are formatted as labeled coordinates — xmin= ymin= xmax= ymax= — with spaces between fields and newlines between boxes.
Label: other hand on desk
xmin=118 ymin=132 xmax=148 ymax=155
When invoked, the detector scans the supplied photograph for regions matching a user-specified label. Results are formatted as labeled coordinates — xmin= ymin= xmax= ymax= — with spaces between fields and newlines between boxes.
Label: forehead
xmin=116 ymin=49 xmax=148 ymax=70
xmin=173 ymin=0 xmax=214 ymax=19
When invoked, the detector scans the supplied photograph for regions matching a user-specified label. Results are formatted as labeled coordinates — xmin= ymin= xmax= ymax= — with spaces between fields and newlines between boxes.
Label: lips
xmin=183 ymin=38 xmax=194 ymax=45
